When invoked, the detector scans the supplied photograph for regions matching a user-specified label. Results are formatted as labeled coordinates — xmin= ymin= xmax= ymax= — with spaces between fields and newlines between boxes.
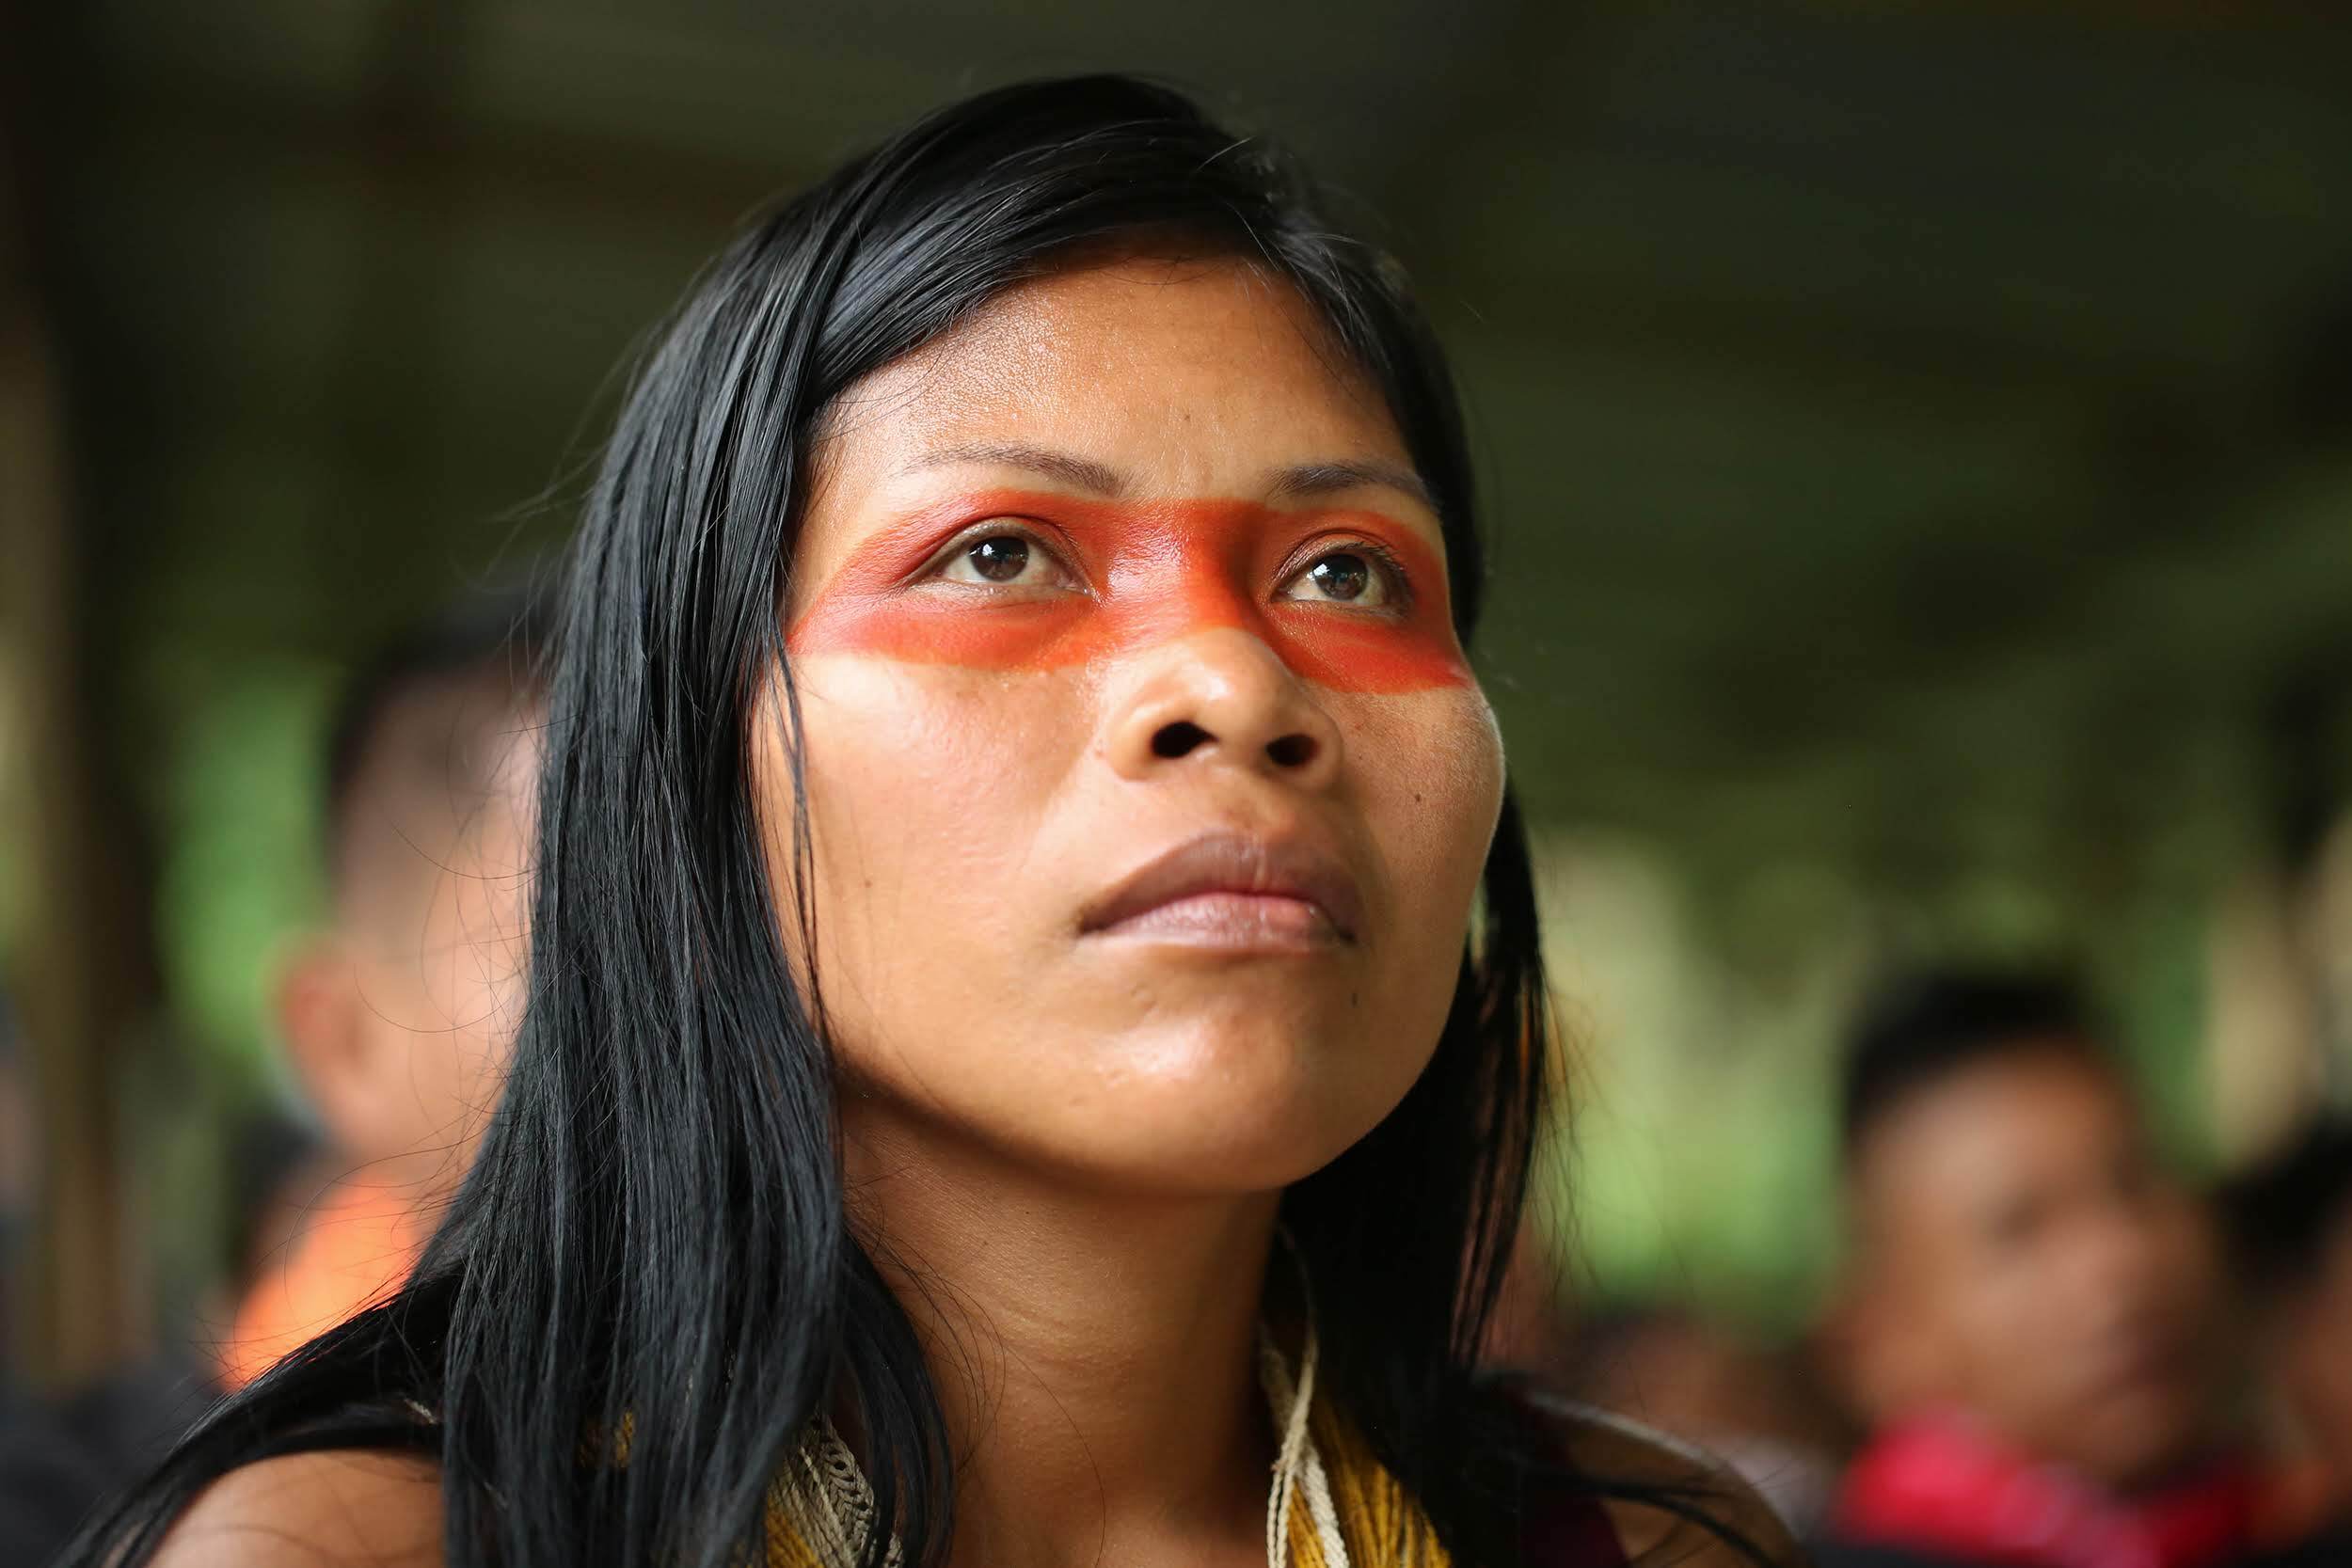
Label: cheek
xmin=1346 ymin=685 xmax=1505 ymax=927
xmin=1327 ymin=686 xmax=1504 ymax=1088
xmin=754 ymin=655 xmax=1089 ymax=1049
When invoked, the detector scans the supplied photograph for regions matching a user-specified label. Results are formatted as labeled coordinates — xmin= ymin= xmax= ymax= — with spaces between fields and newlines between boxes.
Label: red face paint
xmin=785 ymin=490 xmax=1471 ymax=694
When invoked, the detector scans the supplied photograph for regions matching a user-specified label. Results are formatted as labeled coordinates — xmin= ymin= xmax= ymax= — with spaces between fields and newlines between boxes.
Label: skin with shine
xmin=775 ymin=258 xmax=1503 ymax=1204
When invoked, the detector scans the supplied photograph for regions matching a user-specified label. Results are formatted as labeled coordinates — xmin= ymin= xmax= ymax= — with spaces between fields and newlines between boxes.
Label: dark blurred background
xmin=4 ymin=0 xmax=2351 ymax=1393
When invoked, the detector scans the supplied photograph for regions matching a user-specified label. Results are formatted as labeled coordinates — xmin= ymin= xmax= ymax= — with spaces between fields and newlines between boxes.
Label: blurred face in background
xmin=1846 ymin=1046 xmax=2219 ymax=1490
xmin=277 ymin=671 xmax=541 ymax=1192
xmin=2268 ymin=1201 xmax=2352 ymax=1499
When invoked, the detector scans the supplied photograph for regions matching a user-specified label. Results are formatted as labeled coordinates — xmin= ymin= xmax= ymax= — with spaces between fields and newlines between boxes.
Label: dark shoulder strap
xmin=1490 ymin=1379 xmax=1805 ymax=1566
xmin=1806 ymin=1539 xmax=1986 ymax=1568
xmin=1521 ymin=1477 xmax=1629 ymax=1565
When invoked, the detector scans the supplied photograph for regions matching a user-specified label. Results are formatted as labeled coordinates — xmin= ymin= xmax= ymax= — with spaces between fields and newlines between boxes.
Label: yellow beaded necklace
xmin=761 ymin=1319 xmax=1450 ymax=1568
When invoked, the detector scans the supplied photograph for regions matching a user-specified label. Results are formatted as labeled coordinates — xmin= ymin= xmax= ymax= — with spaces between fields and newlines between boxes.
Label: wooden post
xmin=0 ymin=8 xmax=151 ymax=1386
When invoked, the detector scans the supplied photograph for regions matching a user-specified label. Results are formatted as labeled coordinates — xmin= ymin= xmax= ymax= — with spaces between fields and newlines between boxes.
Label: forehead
xmin=803 ymin=257 xmax=1417 ymax=527
xmin=1853 ymin=1049 xmax=2142 ymax=1231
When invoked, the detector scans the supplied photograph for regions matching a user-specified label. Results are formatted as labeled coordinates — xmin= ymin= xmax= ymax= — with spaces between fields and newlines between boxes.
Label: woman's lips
xmin=1089 ymin=890 xmax=1338 ymax=947
xmin=1077 ymin=832 xmax=1363 ymax=948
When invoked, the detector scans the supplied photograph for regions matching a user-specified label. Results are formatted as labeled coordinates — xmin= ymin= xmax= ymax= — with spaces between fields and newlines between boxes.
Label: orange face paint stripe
xmin=785 ymin=490 xmax=1471 ymax=695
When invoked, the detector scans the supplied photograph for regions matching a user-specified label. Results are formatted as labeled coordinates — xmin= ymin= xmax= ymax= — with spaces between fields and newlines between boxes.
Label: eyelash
xmin=917 ymin=522 xmax=1417 ymax=607
xmin=1289 ymin=538 xmax=1414 ymax=610
xmin=919 ymin=520 xmax=1078 ymax=585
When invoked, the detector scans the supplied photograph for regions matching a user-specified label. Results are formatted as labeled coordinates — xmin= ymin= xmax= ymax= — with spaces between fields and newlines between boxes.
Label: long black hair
xmin=78 ymin=74 xmax=1698 ymax=1568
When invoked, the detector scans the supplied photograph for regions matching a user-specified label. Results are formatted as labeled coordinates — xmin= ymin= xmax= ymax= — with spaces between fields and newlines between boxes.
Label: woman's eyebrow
xmin=898 ymin=444 xmax=1437 ymax=514
xmin=1263 ymin=459 xmax=1437 ymax=514
xmin=899 ymin=442 xmax=1128 ymax=496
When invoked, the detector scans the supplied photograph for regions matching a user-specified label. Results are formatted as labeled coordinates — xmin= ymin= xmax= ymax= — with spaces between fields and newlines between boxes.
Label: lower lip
xmin=1088 ymin=892 xmax=1345 ymax=950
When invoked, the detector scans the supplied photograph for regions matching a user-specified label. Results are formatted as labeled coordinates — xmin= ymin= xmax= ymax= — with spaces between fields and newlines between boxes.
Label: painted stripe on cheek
xmin=786 ymin=493 xmax=1472 ymax=696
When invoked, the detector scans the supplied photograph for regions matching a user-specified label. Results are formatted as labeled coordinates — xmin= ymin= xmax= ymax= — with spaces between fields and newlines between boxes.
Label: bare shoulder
xmin=151 ymin=1449 xmax=444 ymax=1568
xmin=1541 ymin=1399 xmax=1806 ymax=1568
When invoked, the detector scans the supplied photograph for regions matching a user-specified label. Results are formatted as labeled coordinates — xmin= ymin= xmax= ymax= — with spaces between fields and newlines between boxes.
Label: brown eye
xmin=1310 ymin=554 xmax=1370 ymax=601
xmin=967 ymin=536 xmax=1029 ymax=582
xmin=1279 ymin=548 xmax=1391 ymax=608
xmin=937 ymin=527 xmax=1073 ymax=590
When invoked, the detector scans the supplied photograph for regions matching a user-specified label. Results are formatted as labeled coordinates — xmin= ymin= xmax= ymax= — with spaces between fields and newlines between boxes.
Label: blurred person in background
xmin=1564 ymin=1307 xmax=1847 ymax=1543
xmin=1484 ymin=1229 xmax=1848 ymax=1539
xmin=2218 ymin=1117 xmax=2352 ymax=1550
xmin=0 ymin=585 xmax=546 ymax=1560
xmin=1814 ymin=970 xmax=2250 ymax=1568
xmin=214 ymin=1116 xmax=337 ymax=1336
xmin=216 ymin=593 xmax=547 ymax=1389
xmin=75 ymin=77 xmax=1796 ymax=1568
xmin=3 ymin=596 xmax=545 ymax=1558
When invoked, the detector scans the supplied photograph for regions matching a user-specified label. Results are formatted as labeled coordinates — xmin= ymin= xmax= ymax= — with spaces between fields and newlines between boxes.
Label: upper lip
xmin=1078 ymin=830 xmax=1365 ymax=942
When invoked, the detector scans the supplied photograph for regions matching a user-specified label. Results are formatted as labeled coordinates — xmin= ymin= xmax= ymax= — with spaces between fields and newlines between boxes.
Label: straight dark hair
xmin=74 ymin=75 xmax=1741 ymax=1568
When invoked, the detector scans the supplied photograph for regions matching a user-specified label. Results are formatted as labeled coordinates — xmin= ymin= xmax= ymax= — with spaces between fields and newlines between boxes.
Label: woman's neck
xmin=842 ymin=1109 xmax=1280 ymax=1568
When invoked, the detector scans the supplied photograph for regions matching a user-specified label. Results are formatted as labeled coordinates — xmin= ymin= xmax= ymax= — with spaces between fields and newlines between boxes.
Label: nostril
xmin=1265 ymin=733 xmax=1317 ymax=769
xmin=1152 ymin=721 xmax=1212 ymax=759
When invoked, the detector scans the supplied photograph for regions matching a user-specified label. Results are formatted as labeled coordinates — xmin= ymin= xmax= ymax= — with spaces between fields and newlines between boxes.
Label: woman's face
xmin=763 ymin=256 xmax=1504 ymax=1196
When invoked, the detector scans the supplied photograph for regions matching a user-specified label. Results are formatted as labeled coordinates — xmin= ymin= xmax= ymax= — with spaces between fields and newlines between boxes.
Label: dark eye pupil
xmin=1310 ymin=553 xmax=1371 ymax=601
xmin=969 ymin=536 xmax=1029 ymax=582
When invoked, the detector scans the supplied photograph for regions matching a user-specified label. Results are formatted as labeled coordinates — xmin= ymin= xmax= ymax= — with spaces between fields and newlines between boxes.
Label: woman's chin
xmin=1032 ymin=1119 xmax=1363 ymax=1198
xmin=828 ymin=972 xmax=1448 ymax=1199
xmin=1011 ymin=1041 xmax=1420 ymax=1196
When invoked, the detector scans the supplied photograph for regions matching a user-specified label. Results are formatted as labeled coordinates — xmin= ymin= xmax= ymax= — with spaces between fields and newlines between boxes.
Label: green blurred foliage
xmin=151 ymin=661 xmax=336 ymax=1094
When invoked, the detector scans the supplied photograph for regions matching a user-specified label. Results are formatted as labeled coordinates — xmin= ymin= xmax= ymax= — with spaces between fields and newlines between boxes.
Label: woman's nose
xmin=1103 ymin=627 xmax=1343 ymax=790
